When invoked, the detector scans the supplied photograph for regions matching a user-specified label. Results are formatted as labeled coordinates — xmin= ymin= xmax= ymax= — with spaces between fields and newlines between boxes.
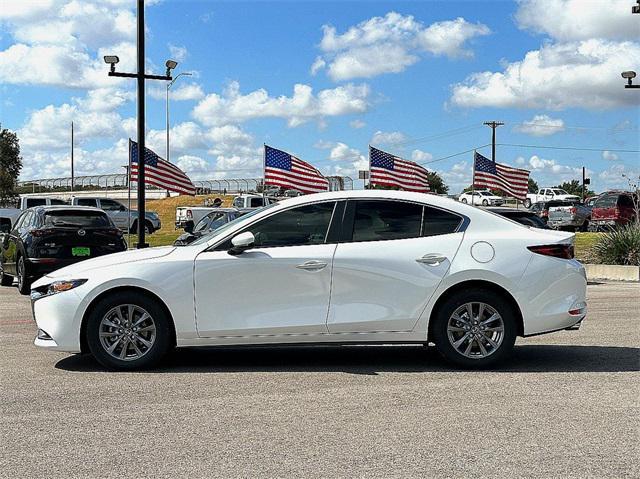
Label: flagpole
xmin=472 ymin=150 xmax=476 ymax=206
xmin=128 ymin=138 xmax=132 ymax=249
xmin=367 ymin=145 xmax=371 ymax=190
xmin=262 ymin=143 xmax=266 ymax=202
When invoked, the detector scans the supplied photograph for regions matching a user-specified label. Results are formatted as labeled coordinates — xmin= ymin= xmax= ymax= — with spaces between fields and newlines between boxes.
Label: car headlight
xmin=31 ymin=279 xmax=88 ymax=300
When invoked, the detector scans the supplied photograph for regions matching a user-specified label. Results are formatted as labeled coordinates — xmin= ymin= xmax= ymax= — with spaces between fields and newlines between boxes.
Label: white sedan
xmin=458 ymin=190 xmax=505 ymax=206
xmin=31 ymin=190 xmax=587 ymax=370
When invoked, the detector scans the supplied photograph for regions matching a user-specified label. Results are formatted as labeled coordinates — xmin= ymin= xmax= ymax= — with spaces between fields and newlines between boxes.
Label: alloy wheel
xmin=98 ymin=304 xmax=157 ymax=361
xmin=17 ymin=258 xmax=24 ymax=291
xmin=446 ymin=302 xmax=505 ymax=359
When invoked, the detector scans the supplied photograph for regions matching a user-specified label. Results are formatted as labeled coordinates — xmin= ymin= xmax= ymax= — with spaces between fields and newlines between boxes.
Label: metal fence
xmin=18 ymin=175 xmax=354 ymax=195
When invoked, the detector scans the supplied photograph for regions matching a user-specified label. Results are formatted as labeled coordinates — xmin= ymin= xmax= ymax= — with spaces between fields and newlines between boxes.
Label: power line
xmin=421 ymin=144 xmax=491 ymax=165
xmin=374 ymin=124 xmax=484 ymax=148
xmin=496 ymin=143 xmax=640 ymax=153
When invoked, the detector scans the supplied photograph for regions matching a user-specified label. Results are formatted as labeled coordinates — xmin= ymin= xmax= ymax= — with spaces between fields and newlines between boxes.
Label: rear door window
xmin=76 ymin=198 xmax=97 ymax=207
xmin=618 ymin=195 xmax=634 ymax=208
xmin=351 ymin=200 xmax=423 ymax=242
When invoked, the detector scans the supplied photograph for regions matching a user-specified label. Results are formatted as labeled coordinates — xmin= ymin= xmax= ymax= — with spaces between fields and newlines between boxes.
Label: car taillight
xmin=570 ymin=207 xmax=576 ymax=214
xmin=542 ymin=210 xmax=548 ymax=217
xmin=106 ymin=228 xmax=122 ymax=236
xmin=30 ymin=229 xmax=55 ymax=237
xmin=528 ymin=244 xmax=574 ymax=259
xmin=186 ymin=209 xmax=193 ymax=219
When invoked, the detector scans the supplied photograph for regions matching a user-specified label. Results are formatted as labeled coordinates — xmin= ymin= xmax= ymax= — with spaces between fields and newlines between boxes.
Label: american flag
xmin=264 ymin=145 xmax=329 ymax=194
xmin=473 ymin=152 xmax=529 ymax=200
xmin=369 ymin=146 xmax=430 ymax=192
xmin=129 ymin=140 xmax=196 ymax=196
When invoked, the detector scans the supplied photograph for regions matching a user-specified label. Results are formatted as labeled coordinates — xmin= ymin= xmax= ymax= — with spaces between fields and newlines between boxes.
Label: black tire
xmin=130 ymin=220 xmax=152 ymax=235
xmin=86 ymin=292 xmax=172 ymax=370
xmin=580 ymin=220 xmax=589 ymax=232
xmin=16 ymin=256 xmax=31 ymax=295
xmin=431 ymin=288 xmax=517 ymax=369
xmin=524 ymin=199 xmax=531 ymax=208
xmin=0 ymin=262 xmax=13 ymax=286
xmin=144 ymin=221 xmax=153 ymax=235
xmin=461 ymin=198 xmax=467 ymax=204
xmin=482 ymin=199 xmax=489 ymax=206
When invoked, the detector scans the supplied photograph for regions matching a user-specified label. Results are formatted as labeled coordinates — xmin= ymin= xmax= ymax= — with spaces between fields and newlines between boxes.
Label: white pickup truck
xmin=232 ymin=194 xmax=275 ymax=209
xmin=525 ymin=188 xmax=581 ymax=208
xmin=0 ymin=196 xmax=68 ymax=227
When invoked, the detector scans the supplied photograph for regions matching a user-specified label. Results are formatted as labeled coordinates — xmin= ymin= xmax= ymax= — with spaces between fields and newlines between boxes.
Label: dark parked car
xmin=0 ymin=206 xmax=127 ymax=294
xmin=174 ymin=208 xmax=249 ymax=246
xmin=486 ymin=207 xmax=550 ymax=229
xmin=590 ymin=191 xmax=636 ymax=231
xmin=529 ymin=200 xmax=574 ymax=223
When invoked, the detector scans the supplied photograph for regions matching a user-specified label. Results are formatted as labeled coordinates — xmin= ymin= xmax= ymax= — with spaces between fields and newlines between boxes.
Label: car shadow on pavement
xmin=55 ymin=344 xmax=640 ymax=374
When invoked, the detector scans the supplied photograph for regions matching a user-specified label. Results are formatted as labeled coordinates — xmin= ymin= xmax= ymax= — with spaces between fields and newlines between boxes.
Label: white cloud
xmin=176 ymin=155 xmax=210 ymax=176
xmin=310 ymin=56 xmax=326 ymax=75
xmin=349 ymin=119 xmax=366 ymax=129
xmin=597 ymin=163 xmax=640 ymax=190
xmin=411 ymin=149 xmax=433 ymax=162
xmin=168 ymin=44 xmax=188 ymax=62
xmin=514 ymin=114 xmax=565 ymax=136
xmin=316 ymin=12 xmax=490 ymax=81
xmin=450 ymin=39 xmax=640 ymax=110
xmin=515 ymin=0 xmax=639 ymax=42
xmin=602 ymin=150 xmax=619 ymax=161
xmin=521 ymin=154 xmax=588 ymax=186
xmin=149 ymin=83 xmax=205 ymax=101
xmin=327 ymin=142 xmax=366 ymax=164
xmin=371 ymin=130 xmax=407 ymax=146
xmin=192 ymin=81 xmax=371 ymax=127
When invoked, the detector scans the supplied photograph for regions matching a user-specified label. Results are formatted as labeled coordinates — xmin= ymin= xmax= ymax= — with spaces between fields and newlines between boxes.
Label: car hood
xmin=36 ymin=246 xmax=176 ymax=282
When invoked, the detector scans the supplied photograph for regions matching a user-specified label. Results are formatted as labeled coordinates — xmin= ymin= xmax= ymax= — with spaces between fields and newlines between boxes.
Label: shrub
xmin=593 ymin=224 xmax=640 ymax=266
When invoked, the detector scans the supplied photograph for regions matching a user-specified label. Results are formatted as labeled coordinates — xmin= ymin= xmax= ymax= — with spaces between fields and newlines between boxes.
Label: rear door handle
xmin=416 ymin=254 xmax=447 ymax=266
xmin=296 ymin=260 xmax=328 ymax=271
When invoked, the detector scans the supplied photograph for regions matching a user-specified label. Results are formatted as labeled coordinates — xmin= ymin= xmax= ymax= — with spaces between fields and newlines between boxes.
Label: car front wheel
xmin=431 ymin=289 xmax=517 ymax=368
xmin=461 ymin=198 xmax=467 ymax=204
xmin=524 ymin=199 xmax=531 ymax=208
xmin=86 ymin=292 xmax=172 ymax=370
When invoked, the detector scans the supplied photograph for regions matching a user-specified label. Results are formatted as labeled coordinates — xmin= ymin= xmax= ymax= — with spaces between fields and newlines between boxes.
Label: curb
xmin=584 ymin=264 xmax=640 ymax=282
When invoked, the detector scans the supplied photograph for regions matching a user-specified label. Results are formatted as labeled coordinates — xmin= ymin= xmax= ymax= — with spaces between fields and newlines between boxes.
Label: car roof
xmin=485 ymin=207 xmax=533 ymax=214
xmin=31 ymin=205 xmax=106 ymax=213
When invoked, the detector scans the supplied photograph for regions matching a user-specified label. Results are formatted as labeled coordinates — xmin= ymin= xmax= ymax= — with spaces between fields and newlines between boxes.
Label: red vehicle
xmin=589 ymin=191 xmax=636 ymax=231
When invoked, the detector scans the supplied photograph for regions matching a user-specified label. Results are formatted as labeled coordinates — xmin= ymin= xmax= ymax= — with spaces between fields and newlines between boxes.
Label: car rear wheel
xmin=86 ymin=292 xmax=172 ymax=370
xmin=16 ymin=256 xmax=31 ymax=295
xmin=461 ymin=198 xmax=467 ymax=204
xmin=432 ymin=289 xmax=517 ymax=368
xmin=482 ymin=199 xmax=489 ymax=206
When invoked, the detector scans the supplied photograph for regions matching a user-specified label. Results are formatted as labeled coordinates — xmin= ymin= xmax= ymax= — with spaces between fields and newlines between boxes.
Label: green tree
xmin=554 ymin=179 xmax=594 ymax=197
xmin=528 ymin=177 xmax=539 ymax=193
xmin=0 ymin=125 xmax=22 ymax=207
xmin=426 ymin=171 xmax=448 ymax=194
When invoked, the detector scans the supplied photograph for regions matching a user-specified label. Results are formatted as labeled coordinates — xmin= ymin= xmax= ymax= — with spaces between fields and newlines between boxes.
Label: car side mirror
xmin=229 ymin=231 xmax=255 ymax=255
xmin=184 ymin=220 xmax=195 ymax=233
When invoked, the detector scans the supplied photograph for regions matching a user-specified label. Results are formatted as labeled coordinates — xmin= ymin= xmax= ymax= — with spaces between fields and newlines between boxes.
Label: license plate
xmin=72 ymin=247 xmax=91 ymax=257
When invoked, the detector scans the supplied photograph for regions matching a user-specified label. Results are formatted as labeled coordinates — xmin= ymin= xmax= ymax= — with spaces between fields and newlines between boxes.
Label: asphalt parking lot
xmin=0 ymin=282 xmax=638 ymax=478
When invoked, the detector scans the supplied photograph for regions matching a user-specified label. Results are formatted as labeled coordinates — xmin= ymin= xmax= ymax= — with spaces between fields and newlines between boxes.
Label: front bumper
xmin=31 ymin=285 xmax=85 ymax=353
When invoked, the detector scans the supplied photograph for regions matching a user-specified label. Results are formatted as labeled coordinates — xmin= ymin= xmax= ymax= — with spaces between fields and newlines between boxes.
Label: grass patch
xmin=574 ymin=232 xmax=600 ymax=263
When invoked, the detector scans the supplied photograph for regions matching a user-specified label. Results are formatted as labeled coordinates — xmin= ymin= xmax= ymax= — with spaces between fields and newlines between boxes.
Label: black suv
xmin=0 ymin=206 xmax=127 ymax=294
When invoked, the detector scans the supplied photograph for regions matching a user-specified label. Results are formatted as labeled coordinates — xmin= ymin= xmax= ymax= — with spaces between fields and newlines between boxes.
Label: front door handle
xmin=416 ymin=254 xmax=447 ymax=266
xmin=296 ymin=260 xmax=328 ymax=271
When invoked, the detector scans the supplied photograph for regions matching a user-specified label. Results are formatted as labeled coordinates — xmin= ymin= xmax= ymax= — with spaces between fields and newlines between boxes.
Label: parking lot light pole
xmin=166 ymin=72 xmax=192 ymax=163
xmin=104 ymin=0 xmax=176 ymax=248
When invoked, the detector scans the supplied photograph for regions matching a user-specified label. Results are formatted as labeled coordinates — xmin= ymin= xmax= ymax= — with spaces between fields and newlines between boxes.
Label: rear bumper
xmin=517 ymin=256 xmax=588 ymax=336
xmin=548 ymin=218 xmax=582 ymax=228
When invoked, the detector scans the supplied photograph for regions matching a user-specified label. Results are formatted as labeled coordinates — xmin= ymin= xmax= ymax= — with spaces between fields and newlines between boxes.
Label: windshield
xmin=189 ymin=203 xmax=277 ymax=246
xmin=479 ymin=192 xmax=492 ymax=196
xmin=194 ymin=212 xmax=225 ymax=233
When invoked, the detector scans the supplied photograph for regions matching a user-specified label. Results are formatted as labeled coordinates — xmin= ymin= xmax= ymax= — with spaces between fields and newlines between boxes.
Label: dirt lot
xmin=0 ymin=282 xmax=638 ymax=478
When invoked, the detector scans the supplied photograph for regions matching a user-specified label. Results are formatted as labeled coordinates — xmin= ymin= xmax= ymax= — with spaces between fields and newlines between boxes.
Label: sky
xmin=1 ymin=0 xmax=639 ymax=194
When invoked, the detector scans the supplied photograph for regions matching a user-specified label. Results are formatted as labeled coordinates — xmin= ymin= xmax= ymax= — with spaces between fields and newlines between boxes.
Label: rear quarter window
xmin=595 ymin=195 xmax=617 ymax=208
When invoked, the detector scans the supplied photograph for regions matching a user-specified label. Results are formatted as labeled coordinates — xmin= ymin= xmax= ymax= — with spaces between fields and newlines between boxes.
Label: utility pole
xmin=582 ymin=166 xmax=585 ymax=201
xmin=70 ymin=121 xmax=74 ymax=193
xmin=104 ymin=0 xmax=177 ymax=248
xmin=484 ymin=121 xmax=504 ymax=163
